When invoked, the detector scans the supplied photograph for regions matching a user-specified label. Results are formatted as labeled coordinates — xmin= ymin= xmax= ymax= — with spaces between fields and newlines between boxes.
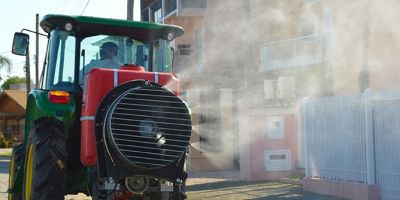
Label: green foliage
xmin=0 ymin=55 xmax=12 ymax=73
xmin=0 ymin=135 xmax=8 ymax=148
xmin=288 ymin=172 xmax=305 ymax=180
xmin=6 ymin=138 xmax=19 ymax=148
xmin=1 ymin=76 xmax=26 ymax=90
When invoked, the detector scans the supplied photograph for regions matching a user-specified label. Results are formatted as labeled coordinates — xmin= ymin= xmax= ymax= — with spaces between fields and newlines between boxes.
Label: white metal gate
xmin=373 ymin=100 xmax=400 ymax=200
xmin=303 ymin=91 xmax=400 ymax=200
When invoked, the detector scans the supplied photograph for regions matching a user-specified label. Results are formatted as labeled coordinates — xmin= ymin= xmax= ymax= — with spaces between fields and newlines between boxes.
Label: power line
xmin=63 ymin=1 xmax=73 ymax=14
xmin=81 ymin=0 xmax=91 ymax=15
xmin=54 ymin=1 xmax=65 ymax=13
xmin=71 ymin=1 xmax=84 ymax=14
xmin=55 ymin=0 xmax=68 ymax=14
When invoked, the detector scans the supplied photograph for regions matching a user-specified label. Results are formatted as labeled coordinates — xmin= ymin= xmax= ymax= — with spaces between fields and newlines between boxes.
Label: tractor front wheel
xmin=8 ymin=143 xmax=25 ymax=200
xmin=22 ymin=117 xmax=67 ymax=200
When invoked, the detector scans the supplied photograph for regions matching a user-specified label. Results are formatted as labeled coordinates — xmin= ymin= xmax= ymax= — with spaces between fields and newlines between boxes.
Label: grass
xmin=0 ymin=148 xmax=12 ymax=157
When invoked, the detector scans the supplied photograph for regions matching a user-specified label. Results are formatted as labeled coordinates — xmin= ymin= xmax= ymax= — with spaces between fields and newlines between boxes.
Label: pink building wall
xmin=240 ymin=107 xmax=300 ymax=180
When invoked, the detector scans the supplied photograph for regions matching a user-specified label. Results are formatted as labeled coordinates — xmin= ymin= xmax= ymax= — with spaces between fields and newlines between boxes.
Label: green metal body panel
xmin=24 ymin=89 xmax=76 ymax=142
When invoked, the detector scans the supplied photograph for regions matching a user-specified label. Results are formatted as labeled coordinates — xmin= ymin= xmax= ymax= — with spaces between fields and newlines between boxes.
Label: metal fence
xmin=303 ymin=95 xmax=367 ymax=183
xmin=374 ymin=100 xmax=400 ymax=200
xmin=303 ymin=91 xmax=400 ymax=200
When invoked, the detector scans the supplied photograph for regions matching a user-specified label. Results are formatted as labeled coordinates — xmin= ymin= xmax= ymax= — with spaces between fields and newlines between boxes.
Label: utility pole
xmin=25 ymin=48 xmax=31 ymax=95
xmin=126 ymin=0 xmax=134 ymax=63
xmin=360 ymin=0 xmax=371 ymax=92
xmin=127 ymin=0 xmax=134 ymax=20
xmin=35 ymin=14 xmax=39 ymax=88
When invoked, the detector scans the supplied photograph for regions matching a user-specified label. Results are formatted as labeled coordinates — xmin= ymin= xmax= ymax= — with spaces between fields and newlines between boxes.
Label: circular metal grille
xmin=104 ymin=84 xmax=192 ymax=170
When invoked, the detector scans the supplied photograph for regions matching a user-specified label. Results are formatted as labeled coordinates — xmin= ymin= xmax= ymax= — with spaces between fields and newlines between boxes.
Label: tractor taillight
xmin=48 ymin=91 xmax=70 ymax=104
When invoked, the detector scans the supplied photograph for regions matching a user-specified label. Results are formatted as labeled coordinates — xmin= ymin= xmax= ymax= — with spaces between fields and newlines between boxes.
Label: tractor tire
xmin=8 ymin=143 xmax=25 ymax=200
xmin=22 ymin=117 xmax=67 ymax=200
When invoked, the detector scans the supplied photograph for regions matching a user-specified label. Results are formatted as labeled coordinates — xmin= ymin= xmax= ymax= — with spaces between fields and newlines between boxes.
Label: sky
xmin=0 ymin=0 xmax=140 ymax=83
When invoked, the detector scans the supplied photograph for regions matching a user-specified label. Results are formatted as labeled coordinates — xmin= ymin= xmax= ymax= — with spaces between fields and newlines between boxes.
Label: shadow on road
xmin=187 ymin=180 xmax=346 ymax=200
xmin=187 ymin=180 xmax=286 ymax=191
xmin=0 ymin=160 xmax=9 ymax=174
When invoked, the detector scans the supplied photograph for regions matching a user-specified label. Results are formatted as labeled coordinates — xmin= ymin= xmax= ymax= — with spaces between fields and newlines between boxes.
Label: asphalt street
xmin=0 ymin=157 xmax=344 ymax=200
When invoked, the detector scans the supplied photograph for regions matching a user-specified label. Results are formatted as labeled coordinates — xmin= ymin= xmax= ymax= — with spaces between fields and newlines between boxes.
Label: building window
xmin=141 ymin=8 xmax=150 ymax=22
xmin=264 ymin=79 xmax=277 ymax=99
xmin=264 ymin=150 xmax=291 ymax=171
xmin=150 ymin=0 xmax=162 ymax=22
xmin=300 ymin=14 xmax=318 ymax=38
xmin=199 ymin=88 xmax=222 ymax=153
xmin=266 ymin=116 xmax=284 ymax=139
xmin=194 ymin=27 xmax=204 ymax=72
xmin=154 ymin=8 xmax=162 ymax=22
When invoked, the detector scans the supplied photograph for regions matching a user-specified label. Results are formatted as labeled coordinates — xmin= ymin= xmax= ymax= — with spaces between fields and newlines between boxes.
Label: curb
xmin=279 ymin=178 xmax=304 ymax=185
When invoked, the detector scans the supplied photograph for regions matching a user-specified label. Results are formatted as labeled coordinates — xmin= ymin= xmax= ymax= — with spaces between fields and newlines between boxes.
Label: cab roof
xmin=40 ymin=14 xmax=184 ymax=40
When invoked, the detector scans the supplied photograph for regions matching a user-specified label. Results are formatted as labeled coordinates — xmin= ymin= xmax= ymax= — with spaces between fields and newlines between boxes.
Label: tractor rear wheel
xmin=8 ymin=143 xmax=25 ymax=200
xmin=22 ymin=117 xmax=67 ymax=200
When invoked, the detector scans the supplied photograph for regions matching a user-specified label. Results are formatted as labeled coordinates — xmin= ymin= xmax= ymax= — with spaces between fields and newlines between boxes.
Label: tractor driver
xmin=80 ymin=42 xmax=123 ymax=86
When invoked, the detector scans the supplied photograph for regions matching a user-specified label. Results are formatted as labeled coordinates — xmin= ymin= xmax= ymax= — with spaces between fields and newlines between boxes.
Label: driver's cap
xmin=101 ymin=42 xmax=119 ymax=50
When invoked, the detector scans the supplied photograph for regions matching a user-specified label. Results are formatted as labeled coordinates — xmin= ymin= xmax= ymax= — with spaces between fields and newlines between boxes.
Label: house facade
xmin=140 ymin=1 xmax=400 ymax=198
xmin=140 ymin=0 xmax=400 ymax=180
xmin=247 ymin=0 xmax=400 ymax=198
xmin=141 ymin=0 xmax=239 ymax=172
xmin=140 ymin=0 xmax=303 ymax=179
xmin=0 ymin=90 xmax=27 ymax=143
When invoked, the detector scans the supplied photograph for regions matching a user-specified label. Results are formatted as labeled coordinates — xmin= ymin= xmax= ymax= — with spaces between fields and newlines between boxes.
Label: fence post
xmin=363 ymin=89 xmax=375 ymax=184
xmin=302 ymin=98 xmax=310 ymax=177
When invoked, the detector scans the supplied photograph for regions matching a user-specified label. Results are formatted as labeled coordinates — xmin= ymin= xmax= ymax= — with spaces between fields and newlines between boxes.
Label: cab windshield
xmin=43 ymin=30 xmax=76 ymax=91
xmin=43 ymin=30 xmax=173 ymax=91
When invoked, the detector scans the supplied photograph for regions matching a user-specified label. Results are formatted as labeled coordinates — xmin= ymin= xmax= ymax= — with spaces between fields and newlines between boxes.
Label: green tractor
xmin=8 ymin=14 xmax=192 ymax=200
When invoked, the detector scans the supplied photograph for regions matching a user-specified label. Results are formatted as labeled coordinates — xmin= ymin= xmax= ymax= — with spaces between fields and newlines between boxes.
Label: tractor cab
xmin=13 ymin=14 xmax=182 ymax=92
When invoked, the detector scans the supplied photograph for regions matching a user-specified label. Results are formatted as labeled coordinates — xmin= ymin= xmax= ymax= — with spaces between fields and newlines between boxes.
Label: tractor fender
xmin=24 ymin=89 xmax=75 ymax=143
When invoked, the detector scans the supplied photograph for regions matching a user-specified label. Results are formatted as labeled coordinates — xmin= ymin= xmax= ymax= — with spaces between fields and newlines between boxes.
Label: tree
xmin=1 ymin=76 xmax=26 ymax=90
xmin=0 ymin=55 xmax=12 ymax=72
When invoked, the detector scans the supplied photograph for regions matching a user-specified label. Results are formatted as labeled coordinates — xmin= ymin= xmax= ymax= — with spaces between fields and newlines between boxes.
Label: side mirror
xmin=12 ymin=32 xmax=30 ymax=56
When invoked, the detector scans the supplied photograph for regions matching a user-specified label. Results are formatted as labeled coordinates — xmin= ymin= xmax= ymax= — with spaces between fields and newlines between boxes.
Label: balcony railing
xmin=179 ymin=0 xmax=206 ymax=16
xmin=142 ymin=0 xmax=206 ymax=23
xmin=259 ymin=34 xmax=325 ymax=71
xmin=166 ymin=0 xmax=177 ymax=15
xmin=181 ymin=0 xmax=206 ymax=9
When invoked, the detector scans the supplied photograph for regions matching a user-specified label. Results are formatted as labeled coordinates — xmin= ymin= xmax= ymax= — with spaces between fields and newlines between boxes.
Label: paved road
xmin=0 ymin=159 xmax=344 ymax=200
xmin=0 ymin=158 xmax=10 ymax=199
xmin=186 ymin=179 xmax=345 ymax=200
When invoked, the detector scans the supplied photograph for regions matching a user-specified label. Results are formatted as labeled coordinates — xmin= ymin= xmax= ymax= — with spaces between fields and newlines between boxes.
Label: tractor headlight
xmin=65 ymin=23 xmax=73 ymax=31
xmin=167 ymin=32 xmax=175 ymax=41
